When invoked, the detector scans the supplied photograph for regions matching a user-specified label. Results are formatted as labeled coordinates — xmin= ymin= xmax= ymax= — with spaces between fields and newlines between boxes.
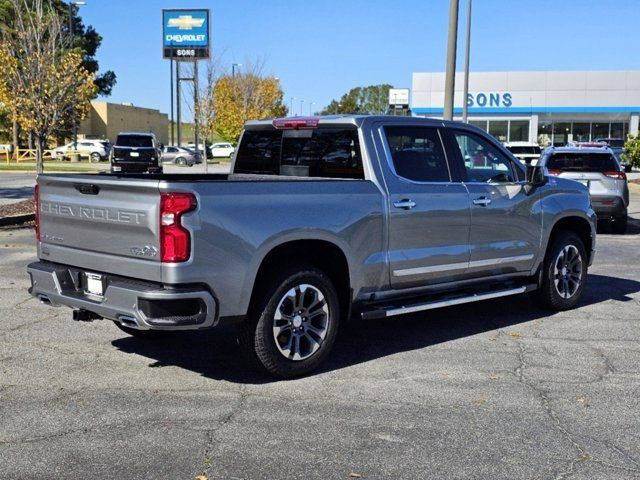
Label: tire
xmin=238 ymin=266 xmax=340 ymax=379
xmin=91 ymin=152 xmax=101 ymax=162
xmin=612 ymin=214 xmax=628 ymax=234
xmin=113 ymin=321 xmax=173 ymax=340
xmin=536 ymin=231 xmax=588 ymax=311
xmin=176 ymin=157 xmax=186 ymax=166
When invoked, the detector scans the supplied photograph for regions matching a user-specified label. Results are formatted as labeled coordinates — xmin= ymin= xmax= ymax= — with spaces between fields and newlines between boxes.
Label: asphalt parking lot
xmin=1 ymin=189 xmax=640 ymax=480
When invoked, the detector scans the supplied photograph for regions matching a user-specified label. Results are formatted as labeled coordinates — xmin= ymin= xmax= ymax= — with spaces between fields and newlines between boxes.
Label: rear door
xmin=37 ymin=175 xmax=162 ymax=279
xmin=446 ymin=129 xmax=541 ymax=277
xmin=375 ymin=124 xmax=471 ymax=289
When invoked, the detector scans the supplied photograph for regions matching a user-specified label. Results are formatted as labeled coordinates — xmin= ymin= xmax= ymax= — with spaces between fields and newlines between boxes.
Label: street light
xmin=68 ymin=1 xmax=86 ymax=157
xmin=300 ymin=99 xmax=304 ymax=117
xmin=461 ymin=0 xmax=473 ymax=123
xmin=289 ymin=97 xmax=296 ymax=116
xmin=309 ymin=102 xmax=315 ymax=116
xmin=232 ymin=63 xmax=242 ymax=77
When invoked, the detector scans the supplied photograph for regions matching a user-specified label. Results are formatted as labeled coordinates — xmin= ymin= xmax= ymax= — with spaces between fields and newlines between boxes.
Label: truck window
xmin=235 ymin=128 xmax=364 ymax=179
xmin=116 ymin=135 xmax=153 ymax=148
xmin=384 ymin=126 xmax=450 ymax=182
xmin=454 ymin=131 xmax=517 ymax=183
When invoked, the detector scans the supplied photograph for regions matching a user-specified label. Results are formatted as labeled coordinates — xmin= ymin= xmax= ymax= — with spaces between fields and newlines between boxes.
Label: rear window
xmin=234 ymin=128 xmax=364 ymax=179
xmin=116 ymin=135 xmax=153 ymax=148
xmin=507 ymin=146 xmax=541 ymax=155
xmin=547 ymin=152 xmax=619 ymax=172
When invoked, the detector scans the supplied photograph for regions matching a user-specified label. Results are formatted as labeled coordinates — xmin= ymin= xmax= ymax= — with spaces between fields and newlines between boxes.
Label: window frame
xmin=379 ymin=125 xmax=455 ymax=184
xmin=446 ymin=127 xmax=525 ymax=184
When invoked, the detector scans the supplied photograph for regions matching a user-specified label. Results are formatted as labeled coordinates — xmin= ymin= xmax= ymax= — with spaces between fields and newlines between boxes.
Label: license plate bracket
xmin=84 ymin=272 xmax=105 ymax=296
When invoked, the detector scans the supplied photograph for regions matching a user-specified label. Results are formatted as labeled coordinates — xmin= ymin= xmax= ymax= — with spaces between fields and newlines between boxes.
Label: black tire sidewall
xmin=240 ymin=268 xmax=340 ymax=379
xmin=540 ymin=232 xmax=588 ymax=310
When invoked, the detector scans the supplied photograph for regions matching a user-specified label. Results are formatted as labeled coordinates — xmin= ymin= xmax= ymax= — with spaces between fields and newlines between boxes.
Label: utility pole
xmin=443 ymin=0 xmax=459 ymax=121
xmin=176 ymin=61 xmax=182 ymax=147
xmin=194 ymin=60 xmax=205 ymax=173
xmin=462 ymin=0 xmax=472 ymax=123
xmin=232 ymin=63 xmax=241 ymax=77
xmin=300 ymin=99 xmax=304 ymax=117
xmin=170 ymin=50 xmax=174 ymax=145
xmin=290 ymin=97 xmax=296 ymax=116
xmin=309 ymin=102 xmax=315 ymax=116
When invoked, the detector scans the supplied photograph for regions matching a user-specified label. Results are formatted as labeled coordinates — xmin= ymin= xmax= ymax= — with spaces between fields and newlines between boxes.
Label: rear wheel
xmin=113 ymin=321 xmax=173 ymax=340
xmin=90 ymin=152 xmax=101 ymax=162
xmin=176 ymin=157 xmax=186 ymax=166
xmin=238 ymin=266 xmax=340 ymax=378
xmin=537 ymin=231 xmax=587 ymax=311
xmin=612 ymin=214 xmax=628 ymax=234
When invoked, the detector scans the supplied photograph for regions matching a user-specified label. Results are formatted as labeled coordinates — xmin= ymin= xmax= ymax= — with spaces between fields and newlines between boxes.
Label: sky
xmin=80 ymin=0 xmax=640 ymax=119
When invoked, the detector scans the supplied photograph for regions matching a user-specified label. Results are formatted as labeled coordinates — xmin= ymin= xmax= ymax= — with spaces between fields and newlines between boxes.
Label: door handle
xmin=473 ymin=196 xmax=492 ymax=206
xmin=393 ymin=199 xmax=416 ymax=210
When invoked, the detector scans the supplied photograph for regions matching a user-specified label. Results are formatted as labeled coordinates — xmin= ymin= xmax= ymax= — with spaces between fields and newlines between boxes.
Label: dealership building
xmin=411 ymin=71 xmax=640 ymax=146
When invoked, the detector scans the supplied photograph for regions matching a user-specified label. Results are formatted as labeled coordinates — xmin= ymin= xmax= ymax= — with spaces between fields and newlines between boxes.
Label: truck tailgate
xmin=37 ymin=175 xmax=162 ymax=280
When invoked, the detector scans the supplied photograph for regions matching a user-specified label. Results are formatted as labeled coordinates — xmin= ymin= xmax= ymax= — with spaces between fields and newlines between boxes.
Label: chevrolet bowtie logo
xmin=168 ymin=15 xmax=205 ymax=30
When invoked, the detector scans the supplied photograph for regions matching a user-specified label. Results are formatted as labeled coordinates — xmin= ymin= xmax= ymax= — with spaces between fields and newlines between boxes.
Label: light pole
xmin=68 ymin=1 xmax=85 ymax=157
xmin=462 ymin=0 xmax=472 ymax=123
xmin=300 ymin=99 xmax=304 ymax=117
xmin=232 ymin=63 xmax=242 ymax=77
xmin=309 ymin=102 xmax=315 ymax=116
xmin=290 ymin=97 xmax=296 ymax=116
xmin=443 ymin=0 xmax=459 ymax=121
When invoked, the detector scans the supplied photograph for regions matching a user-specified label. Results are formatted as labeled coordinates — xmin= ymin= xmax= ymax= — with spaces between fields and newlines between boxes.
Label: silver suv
xmin=539 ymin=146 xmax=629 ymax=233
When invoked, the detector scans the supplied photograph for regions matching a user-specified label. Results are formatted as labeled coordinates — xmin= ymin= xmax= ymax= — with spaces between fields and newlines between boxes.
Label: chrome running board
xmin=361 ymin=285 xmax=535 ymax=320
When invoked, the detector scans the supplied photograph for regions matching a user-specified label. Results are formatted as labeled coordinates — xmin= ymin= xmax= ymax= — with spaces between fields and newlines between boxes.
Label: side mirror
xmin=524 ymin=165 xmax=547 ymax=194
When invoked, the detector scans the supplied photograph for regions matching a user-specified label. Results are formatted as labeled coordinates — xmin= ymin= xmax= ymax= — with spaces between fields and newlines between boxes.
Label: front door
xmin=377 ymin=125 xmax=471 ymax=289
xmin=447 ymin=129 xmax=542 ymax=278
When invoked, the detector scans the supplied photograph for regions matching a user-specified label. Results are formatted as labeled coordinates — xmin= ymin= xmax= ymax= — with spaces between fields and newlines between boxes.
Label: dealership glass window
xmin=488 ymin=120 xmax=508 ymax=142
xmin=553 ymin=122 xmax=571 ymax=146
xmin=537 ymin=121 xmax=552 ymax=147
xmin=509 ymin=120 xmax=529 ymax=142
xmin=572 ymin=123 xmax=590 ymax=142
xmin=591 ymin=122 xmax=609 ymax=140
xmin=469 ymin=120 xmax=488 ymax=132
xmin=610 ymin=123 xmax=625 ymax=139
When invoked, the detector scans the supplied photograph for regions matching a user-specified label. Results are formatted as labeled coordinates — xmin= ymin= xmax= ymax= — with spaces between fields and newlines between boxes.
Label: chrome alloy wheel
xmin=553 ymin=245 xmax=583 ymax=299
xmin=272 ymin=284 xmax=330 ymax=361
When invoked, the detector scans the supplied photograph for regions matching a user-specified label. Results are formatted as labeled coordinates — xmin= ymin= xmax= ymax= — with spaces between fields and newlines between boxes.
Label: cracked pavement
xmin=1 ymin=190 xmax=640 ymax=479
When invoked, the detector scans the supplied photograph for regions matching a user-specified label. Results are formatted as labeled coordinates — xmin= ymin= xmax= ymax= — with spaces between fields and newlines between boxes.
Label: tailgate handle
xmin=74 ymin=184 xmax=100 ymax=195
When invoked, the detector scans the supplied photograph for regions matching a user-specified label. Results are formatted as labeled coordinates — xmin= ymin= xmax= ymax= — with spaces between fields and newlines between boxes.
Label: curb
xmin=0 ymin=213 xmax=35 ymax=227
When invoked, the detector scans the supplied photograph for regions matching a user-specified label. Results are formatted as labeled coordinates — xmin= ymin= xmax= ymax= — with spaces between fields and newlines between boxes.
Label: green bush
xmin=623 ymin=134 xmax=640 ymax=168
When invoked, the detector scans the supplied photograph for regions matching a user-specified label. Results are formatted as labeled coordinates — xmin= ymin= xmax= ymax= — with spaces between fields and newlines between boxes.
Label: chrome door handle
xmin=393 ymin=199 xmax=416 ymax=210
xmin=473 ymin=197 xmax=492 ymax=206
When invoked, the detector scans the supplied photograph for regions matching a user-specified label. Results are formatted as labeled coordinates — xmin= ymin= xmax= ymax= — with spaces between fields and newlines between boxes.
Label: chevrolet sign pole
xmin=162 ymin=9 xmax=210 ymax=166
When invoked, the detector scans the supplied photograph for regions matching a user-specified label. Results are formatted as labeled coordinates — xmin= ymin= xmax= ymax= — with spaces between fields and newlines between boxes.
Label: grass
xmin=0 ymin=161 xmax=105 ymax=172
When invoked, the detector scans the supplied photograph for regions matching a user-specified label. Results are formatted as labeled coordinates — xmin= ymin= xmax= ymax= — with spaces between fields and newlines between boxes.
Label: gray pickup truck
xmin=28 ymin=115 xmax=597 ymax=378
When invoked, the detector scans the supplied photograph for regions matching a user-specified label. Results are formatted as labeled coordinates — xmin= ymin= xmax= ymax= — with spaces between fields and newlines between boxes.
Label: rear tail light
xmin=547 ymin=169 xmax=561 ymax=176
xmin=34 ymin=184 xmax=40 ymax=241
xmin=159 ymin=193 xmax=196 ymax=262
xmin=604 ymin=170 xmax=626 ymax=180
xmin=272 ymin=117 xmax=319 ymax=129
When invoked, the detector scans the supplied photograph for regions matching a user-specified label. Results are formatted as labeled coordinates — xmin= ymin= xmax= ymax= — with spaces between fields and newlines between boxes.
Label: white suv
xmin=210 ymin=142 xmax=235 ymax=158
xmin=53 ymin=139 xmax=111 ymax=162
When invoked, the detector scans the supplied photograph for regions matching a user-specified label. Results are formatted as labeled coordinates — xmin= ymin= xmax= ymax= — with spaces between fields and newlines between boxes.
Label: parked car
xmin=503 ymin=141 xmax=542 ymax=165
xmin=161 ymin=146 xmax=201 ymax=166
xmin=53 ymin=139 xmax=111 ymax=162
xmin=595 ymin=138 xmax=631 ymax=172
xmin=29 ymin=115 xmax=596 ymax=378
xmin=539 ymin=146 xmax=629 ymax=233
xmin=210 ymin=142 xmax=235 ymax=158
xmin=110 ymin=132 xmax=162 ymax=174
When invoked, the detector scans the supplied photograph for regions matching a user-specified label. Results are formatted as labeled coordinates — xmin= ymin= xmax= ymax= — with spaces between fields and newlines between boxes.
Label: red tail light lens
xmin=547 ymin=169 xmax=561 ymax=176
xmin=34 ymin=184 xmax=40 ymax=241
xmin=272 ymin=117 xmax=319 ymax=129
xmin=604 ymin=170 xmax=626 ymax=180
xmin=159 ymin=193 xmax=196 ymax=262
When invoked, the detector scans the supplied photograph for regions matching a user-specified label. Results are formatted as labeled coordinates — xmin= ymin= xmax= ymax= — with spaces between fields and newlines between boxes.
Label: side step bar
xmin=361 ymin=284 xmax=537 ymax=320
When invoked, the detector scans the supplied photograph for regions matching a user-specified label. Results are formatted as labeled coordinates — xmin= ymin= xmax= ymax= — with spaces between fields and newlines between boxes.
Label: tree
xmin=0 ymin=0 xmax=96 ymax=173
xmin=213 ymin=64 xmax=287 ymax=143
xmin=0 ymin=0 xmax=115 ymax=147
xmin=320 ymin=84 xmax=393 ymax=115
xmin=623 ymin=134 xmax=640 ymax=169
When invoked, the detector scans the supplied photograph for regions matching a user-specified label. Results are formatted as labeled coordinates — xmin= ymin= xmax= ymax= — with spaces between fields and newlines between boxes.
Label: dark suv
xmin=110 ymin=132 xmax=163 ymax=174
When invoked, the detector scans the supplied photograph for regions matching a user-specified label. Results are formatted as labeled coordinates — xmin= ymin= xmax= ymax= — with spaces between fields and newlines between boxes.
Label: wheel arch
xmin=547 ymin=215 xmax=594 ymax=265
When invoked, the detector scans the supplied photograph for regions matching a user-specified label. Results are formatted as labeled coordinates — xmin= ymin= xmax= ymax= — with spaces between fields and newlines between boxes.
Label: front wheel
xmin=91 ymin=152 xmax=101 ymax=162
xmin=536 ymin=231 xmax=588 ymax=311
xmin=238 ymin=267 xmax=340 ymax=378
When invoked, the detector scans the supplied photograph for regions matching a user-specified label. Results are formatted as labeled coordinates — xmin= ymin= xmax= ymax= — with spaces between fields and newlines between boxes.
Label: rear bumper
xmin=591 ymin=196 xmax=626 ymax=218
xmin=27 ymin=261 xmax=218 ymax=331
